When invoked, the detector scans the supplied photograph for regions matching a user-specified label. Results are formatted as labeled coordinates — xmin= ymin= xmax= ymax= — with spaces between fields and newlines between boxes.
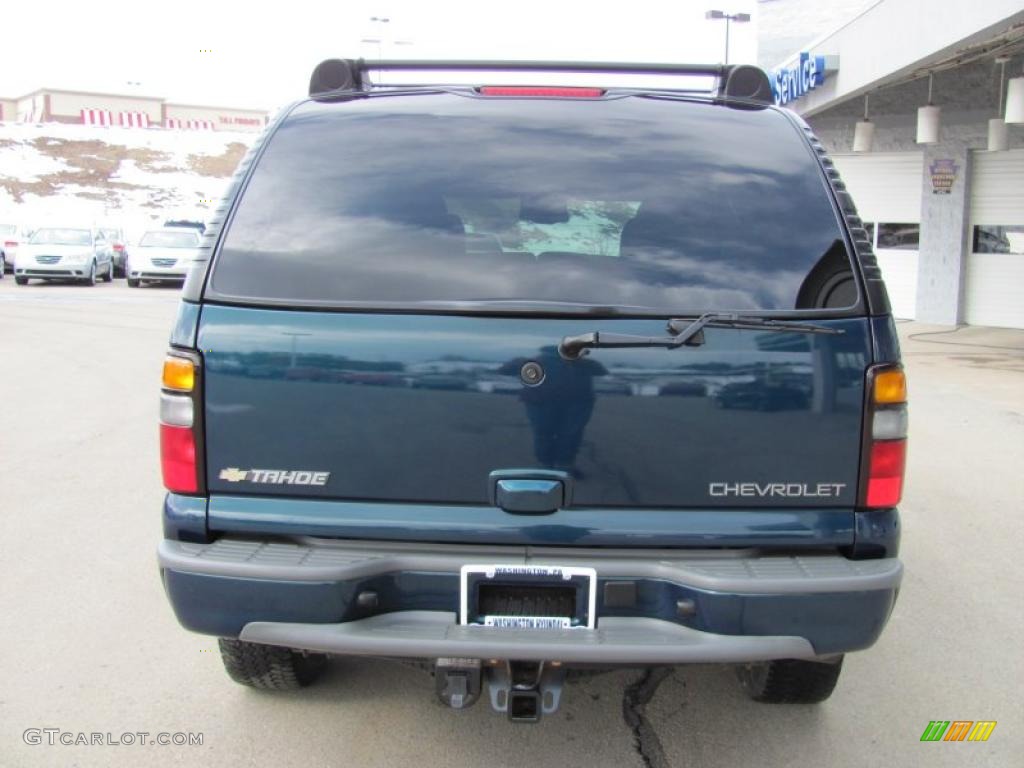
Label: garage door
xmin=965 ymin=149 xmax=1024 ymax=329
xmin=832 ymin=153 xmax=923 ymax=319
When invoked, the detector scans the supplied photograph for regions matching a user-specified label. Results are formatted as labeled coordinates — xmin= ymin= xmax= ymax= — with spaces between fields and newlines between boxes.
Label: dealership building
xmin=768 ymin=0 xmax=1024 ymax=329
xmin=0 ymin=88 xmax=267 ymax=132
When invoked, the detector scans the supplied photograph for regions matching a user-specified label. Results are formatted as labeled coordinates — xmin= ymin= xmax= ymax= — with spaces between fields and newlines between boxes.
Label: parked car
xmin=126 ymin=228 xmax=200 ymax=287
xmin=14 ymin=226 xmax=114 ymax=285
xmin=713 ymin=380 xmax=811 ymax=411
xmin=157 ymin=59 xmax=907 ymax=722
xmin=97 ymin=226 xmax=129 ymax=276
xmin=658 ymin=380 xmax=706 ymax=397
xmin=0 ymin=223 xmax=18 ymax=272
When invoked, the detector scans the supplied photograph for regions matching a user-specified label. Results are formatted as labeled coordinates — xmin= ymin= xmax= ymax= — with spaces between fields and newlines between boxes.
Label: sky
xmin=0 ymin=0 xmax=758 ymax=111
xmin=757 ymin=0 xmax=875 ymax=67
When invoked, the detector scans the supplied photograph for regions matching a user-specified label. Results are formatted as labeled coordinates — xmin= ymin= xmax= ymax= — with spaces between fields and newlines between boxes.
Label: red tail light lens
xmin=160 ymin=350 xmax=202 ymax=494
xmin=861 ymin=364 xmax=908 ymax=509
xmin=479 ymin=86 xmax=604 ymax=98
xmin=113 ymin=243 xmax=124 ymax=251
xmin=160 ymin=424 xmax=198 ymax=493
xmin=3 ymin=240 xmax=16 ymax=248
xmin=866 ymin=440 xmax=906 ymax=507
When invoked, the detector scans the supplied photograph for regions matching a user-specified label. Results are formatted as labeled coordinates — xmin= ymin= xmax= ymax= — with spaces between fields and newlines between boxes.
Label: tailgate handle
xmin=489 ymin=470 xmax=572 ymax=515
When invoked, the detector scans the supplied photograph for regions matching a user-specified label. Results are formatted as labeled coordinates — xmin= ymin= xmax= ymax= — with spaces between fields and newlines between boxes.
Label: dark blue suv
xmin=158 ymin=60 xmax=906 ymax=721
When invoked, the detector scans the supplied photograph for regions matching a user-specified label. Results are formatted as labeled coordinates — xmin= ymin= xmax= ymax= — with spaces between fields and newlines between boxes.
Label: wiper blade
xmin=666 ymin=313 xmax=846 ymax=339
xmin=558 ymin=312 xmax=843 ymax=360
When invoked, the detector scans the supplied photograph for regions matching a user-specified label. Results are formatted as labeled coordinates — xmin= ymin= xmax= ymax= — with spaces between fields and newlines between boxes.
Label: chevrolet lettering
xmin=709 ymin=482 xmax=848 ymax=498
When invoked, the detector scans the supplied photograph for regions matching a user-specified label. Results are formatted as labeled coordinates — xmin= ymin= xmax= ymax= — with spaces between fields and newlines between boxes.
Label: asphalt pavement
xmin=1 ymin=279 xmax=1021 ymax=767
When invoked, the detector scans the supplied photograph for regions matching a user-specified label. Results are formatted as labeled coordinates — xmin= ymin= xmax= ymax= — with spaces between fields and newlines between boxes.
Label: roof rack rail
xmin=308 ymin=59 xmax=774 ymax=105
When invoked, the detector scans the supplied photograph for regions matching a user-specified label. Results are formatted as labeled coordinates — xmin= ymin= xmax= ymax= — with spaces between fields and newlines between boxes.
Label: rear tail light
xmin=163 ymin=356 xmax=195 ymax=391
xmin=478 ymin=86 xmax=605 ymax=98
xmin=160 ymin=392 xmax=194 ymax=427
xmin=860 ymin=366 xmax=908 ymax=508
xmin=866 ymin=440 xmax=906 ymax=507
xmin=160 ymin=426 xmax=198 ymax=493
xmin=113 ymin=243 xmax=124 ymax=252
xmin=160 ymin=351 xmax=204 ymax=494
xmin=4 ymin=240 xmax=16 ymax=248
xmin=873 ymin=369 xmax=907 ymax=404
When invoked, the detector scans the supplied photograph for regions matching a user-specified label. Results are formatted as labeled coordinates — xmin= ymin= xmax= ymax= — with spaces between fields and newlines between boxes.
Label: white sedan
xmin=126 ymin=228 xmax=201 ymax=287
xmin=14 ymin=227 xmax=115 ymax=285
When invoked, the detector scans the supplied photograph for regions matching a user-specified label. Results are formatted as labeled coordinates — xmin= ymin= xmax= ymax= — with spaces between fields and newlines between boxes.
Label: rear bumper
xmin=159 ymin=537 xmax=902 ymax=662
xmin=240 ymin=612 xmax=819 ymax=664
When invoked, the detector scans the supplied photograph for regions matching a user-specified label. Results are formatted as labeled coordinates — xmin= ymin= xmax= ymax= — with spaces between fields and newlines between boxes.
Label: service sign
xmin=772 ymin=52 xmax=827 ymax=106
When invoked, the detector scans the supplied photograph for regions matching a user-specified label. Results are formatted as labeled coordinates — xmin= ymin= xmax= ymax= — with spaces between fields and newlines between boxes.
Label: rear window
xmin=210 ymin=95 xmax=855 ymax=313
xmin=140 ymin=231 xmax=199 ymax=248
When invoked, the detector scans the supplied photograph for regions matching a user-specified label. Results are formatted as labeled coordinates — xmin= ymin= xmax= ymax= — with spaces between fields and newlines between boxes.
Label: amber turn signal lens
xmin=163 ymin=356 xmax=195 ymax=392
xmin=874 ymin=369 xmax=906 ymax=404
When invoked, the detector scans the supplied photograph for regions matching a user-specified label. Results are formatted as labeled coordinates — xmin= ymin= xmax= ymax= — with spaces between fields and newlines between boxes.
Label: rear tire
xmin=217 ymin=638 xmax=327 ymax=690
xmin=103 ymin=261 xmax=114 ymax=282
xmin=736 ymin=657 xmax=843 ymax=704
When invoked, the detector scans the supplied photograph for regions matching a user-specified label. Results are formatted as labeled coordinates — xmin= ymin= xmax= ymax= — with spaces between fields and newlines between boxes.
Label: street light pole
xmin=725 ymin=16 xmax=730 ymax=64
xmin=368 ymin=16 xmax=389 ymax=60
xmin=705 ymin=10 xmax=751 ymax=65
xmin=282 ymin=331 xmax=312 ymax=368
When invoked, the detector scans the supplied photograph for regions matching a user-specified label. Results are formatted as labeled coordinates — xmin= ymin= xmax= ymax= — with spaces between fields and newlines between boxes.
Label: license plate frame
xmin=459 ymin=565 xmax=598 ymax=630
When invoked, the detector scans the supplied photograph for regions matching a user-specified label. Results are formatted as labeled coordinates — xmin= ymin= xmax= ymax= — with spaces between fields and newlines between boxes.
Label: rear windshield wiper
xmin=558 ymin=313 xmax=843 ymax=360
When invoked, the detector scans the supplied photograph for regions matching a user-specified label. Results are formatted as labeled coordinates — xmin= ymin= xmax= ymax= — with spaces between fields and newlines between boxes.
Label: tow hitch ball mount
xmin=434 ymin=659 xmax=566 ymax=723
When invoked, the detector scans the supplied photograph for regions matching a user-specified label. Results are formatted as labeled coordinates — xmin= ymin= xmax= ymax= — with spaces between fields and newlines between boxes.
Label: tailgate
xmin=199 ymin=306 xmax=869 ymax=509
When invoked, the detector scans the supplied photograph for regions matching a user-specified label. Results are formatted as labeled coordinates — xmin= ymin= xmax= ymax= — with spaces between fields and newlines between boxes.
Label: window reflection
xmin=973 ymin=225 xmax=1024 ymax=254
xmin=212 ymin=96 xmax=856 ymax=313
xmin=876 ymin=223 xmax=920 ymax=250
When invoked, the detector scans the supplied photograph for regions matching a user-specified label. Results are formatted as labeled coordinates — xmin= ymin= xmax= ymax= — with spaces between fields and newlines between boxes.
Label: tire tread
xmin=738 ymin=658 xmax=843 ymax=704
xmin=217 ymin=638 xmax=326 ymax=690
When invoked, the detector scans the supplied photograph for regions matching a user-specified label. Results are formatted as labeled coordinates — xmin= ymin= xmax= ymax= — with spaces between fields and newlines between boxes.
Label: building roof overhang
xmin=771 ymin=0 xmax=1024 ymax=116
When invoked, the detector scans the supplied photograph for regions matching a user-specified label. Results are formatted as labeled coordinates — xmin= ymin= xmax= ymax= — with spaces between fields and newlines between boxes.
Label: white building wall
xmin=48 ymin=92 xmax=163 ymax=121
xmin=164 ymin=105 xmax=265 ymax=131
xmin=964 ymin=150 xmax=1024 ymax=328
xmin=17 ymin=94 xmax=46 ymax=122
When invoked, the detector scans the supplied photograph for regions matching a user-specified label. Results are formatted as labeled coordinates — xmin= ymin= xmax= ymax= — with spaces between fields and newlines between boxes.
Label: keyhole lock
xmin=520 ymin=361 xmax=545 ymax=386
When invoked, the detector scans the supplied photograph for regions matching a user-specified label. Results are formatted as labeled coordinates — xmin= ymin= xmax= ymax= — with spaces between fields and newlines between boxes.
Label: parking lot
xmin=1 ymin=278 xmax=1021 ymax=767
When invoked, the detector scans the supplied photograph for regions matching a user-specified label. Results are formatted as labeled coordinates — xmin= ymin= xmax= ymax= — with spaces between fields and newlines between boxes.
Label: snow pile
xmin=0 ymin=122 xmax=257 ymax=237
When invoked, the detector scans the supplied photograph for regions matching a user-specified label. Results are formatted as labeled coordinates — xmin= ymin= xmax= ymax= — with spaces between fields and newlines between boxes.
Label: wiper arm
xmin=558 ymin=312 xmax=843 ymax=360
xmin=665 ymin=313 xmax=846 ymax=340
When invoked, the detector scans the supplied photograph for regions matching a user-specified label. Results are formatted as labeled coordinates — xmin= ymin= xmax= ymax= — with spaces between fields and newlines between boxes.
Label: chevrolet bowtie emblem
xmin=216 ymin=467 xmax=330 ymax=486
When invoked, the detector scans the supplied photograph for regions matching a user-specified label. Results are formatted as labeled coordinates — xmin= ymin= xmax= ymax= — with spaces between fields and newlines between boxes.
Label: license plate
xmin=459 ymin=565 xmax=597 ymax=629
